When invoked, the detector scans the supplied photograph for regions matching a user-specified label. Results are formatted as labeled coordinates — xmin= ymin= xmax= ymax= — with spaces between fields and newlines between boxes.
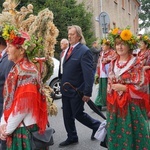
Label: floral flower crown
xmin=2 ymin=24 xmax=43 ymax=60
xmin=137 ymin=34 xmax=150 ymax=48
xmin=2 ymin=24 xmax=27 ymax=46
xmin=100 ymin=37 xmax=114 ymax=48
xmin=108 ymin=26 xmax=138 ymax=50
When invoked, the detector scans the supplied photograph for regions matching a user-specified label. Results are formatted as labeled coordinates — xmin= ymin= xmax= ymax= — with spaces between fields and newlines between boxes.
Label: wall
xmin=76 ymin=0 xmax=140 ymax=39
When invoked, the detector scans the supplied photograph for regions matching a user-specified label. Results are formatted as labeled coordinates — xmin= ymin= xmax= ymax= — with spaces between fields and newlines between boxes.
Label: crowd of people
xmin=0 ymin=2 xmax=150 ymax=150
xmin=0 ymin=26 xmax=150 ymax=150
xmin=57 ymin=26 xmax=150 ymax=149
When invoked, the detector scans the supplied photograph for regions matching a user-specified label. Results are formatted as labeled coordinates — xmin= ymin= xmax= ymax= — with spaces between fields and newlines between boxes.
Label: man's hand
xmin=82 ymin=95 xmax=90 ymax=102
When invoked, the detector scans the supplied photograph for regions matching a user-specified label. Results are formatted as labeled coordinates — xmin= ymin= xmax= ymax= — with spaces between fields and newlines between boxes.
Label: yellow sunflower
xmin=103 ymin=39 xmax=107 ymax=44
xmin=111 ymin=28 xmax=119 ymax=35
xmin=144 ymin=36 xmax=148 ymax=40
xmin=120 ymin=29 xmax=132 ymax=41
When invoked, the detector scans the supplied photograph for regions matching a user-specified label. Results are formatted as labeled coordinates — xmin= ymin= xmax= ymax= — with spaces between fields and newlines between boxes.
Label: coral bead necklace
xmin=116 ymin=55 xmax=132 ymax=69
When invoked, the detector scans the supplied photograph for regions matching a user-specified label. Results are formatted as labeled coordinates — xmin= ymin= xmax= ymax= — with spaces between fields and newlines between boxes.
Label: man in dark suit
xmin=59 ymin=25 xmax=101 ymax=147
xmin=0 ymin=32 xmax=14 ymax=150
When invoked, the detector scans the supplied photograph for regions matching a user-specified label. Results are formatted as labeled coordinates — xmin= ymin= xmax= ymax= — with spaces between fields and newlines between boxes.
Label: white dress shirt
xmin=60 ymin=48 xmax=68 ymax=74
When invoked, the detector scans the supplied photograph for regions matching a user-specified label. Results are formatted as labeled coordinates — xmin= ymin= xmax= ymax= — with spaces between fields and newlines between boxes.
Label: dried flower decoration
xmin=2 ymin=0 xmax=20 ymax=15
xmin=23 ymin=35 xmax=44 ymax=60
xmin=108 ymin=26 xmax=138 ymax=50
xmin=0 ymin=0 xmax=59 ymax=116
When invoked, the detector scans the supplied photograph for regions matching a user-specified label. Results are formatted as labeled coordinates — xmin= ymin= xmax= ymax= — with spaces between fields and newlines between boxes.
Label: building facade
xmin=77 ymin=0 xmax=140 ymax=38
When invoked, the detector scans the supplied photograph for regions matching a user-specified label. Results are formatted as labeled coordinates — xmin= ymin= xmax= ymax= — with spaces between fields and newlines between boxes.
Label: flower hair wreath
xmin=100 ymin=37 xmax=114 ymax=48
xmin=2 ymin=23 xmax=43 ymax=60
xmin=108 ymin=26 xmax=138 ymax=50
xmin=137 ymin=34 xmax=150 ymax=48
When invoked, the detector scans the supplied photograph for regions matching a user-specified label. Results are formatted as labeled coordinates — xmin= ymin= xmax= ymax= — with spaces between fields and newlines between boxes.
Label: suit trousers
xmin=62 ymin=94 xmax=101 ymax=141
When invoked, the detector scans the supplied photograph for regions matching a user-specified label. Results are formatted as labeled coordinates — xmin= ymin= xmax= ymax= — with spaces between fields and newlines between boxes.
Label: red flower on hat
xmin=12 ymin=36 xmax=26 ymax=45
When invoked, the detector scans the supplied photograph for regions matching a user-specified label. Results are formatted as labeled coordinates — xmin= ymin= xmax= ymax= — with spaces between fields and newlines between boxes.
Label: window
xmin=114 ymin=0 xmax=118 ymax=4
xmin=113 ymin=22 xmax=116 ymax=28
xmin=122 ymin=0 xmax=125 ymax=9
xmin=128 ymin=0 xmax=131 ymax=14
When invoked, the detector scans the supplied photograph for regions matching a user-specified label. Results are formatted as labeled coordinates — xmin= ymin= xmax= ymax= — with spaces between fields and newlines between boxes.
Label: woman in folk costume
xmin=0 ymin=24 xmax=48 ymax=150
xmin=137 ymin=34 xmax=150 ymax=64
xmin=137 ymin=34 xmax=150 ymax=118
xmin=94 ymin=38 xmax=116 ymax=110
xmin=107 ymin=27 xmax=150 ymax=150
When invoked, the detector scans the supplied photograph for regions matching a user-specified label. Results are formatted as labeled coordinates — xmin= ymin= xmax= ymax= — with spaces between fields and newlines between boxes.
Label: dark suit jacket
xmin=60 ymin=43 xmax=94 ymax=97
xmin=0 ymin=52 xmax=14 ymax=118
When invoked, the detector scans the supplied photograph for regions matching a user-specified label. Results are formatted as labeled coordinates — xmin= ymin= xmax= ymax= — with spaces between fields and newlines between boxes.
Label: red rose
xmin=12 ymin=36 xmax=25 ymax=45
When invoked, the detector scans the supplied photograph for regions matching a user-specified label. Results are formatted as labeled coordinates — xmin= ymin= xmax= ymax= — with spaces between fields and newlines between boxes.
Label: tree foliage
xmin=44 ymin=0 xmax=95 ymax=55
xmin=0 ymin=0 xmax=95 ymax=58
xmin=139 ymin=0 xmax=150 ymax=29
xmin=0 ymin=0 xmax=5 ymax=12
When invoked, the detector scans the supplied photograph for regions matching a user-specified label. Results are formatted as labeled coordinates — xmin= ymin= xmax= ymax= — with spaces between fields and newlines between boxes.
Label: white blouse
xmin=0 ymin=112 xmax=36 ymax=134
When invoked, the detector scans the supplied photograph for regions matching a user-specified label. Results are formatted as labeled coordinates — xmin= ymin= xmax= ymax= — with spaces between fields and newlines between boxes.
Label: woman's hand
xmin=0 ymin=124 xmax=7 ymax=140
xmin=112 ymin=83 xmax=127 ymax=92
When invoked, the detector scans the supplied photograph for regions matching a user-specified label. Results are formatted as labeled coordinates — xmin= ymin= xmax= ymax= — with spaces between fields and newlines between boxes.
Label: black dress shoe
xmin=59 ymin=139 xmax=78 ymax=147
xmin=100 ymin=135 xmax=107 ymax=148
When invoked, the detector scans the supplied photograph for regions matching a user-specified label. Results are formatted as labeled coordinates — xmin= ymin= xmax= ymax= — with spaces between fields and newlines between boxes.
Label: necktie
xmin=61 ymin=50 xmax=65 ymax=58
xmin=66 ymin=47 xmax=73 ymax=59
xmin=0 ymin=53 xmax=2 ymax=59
